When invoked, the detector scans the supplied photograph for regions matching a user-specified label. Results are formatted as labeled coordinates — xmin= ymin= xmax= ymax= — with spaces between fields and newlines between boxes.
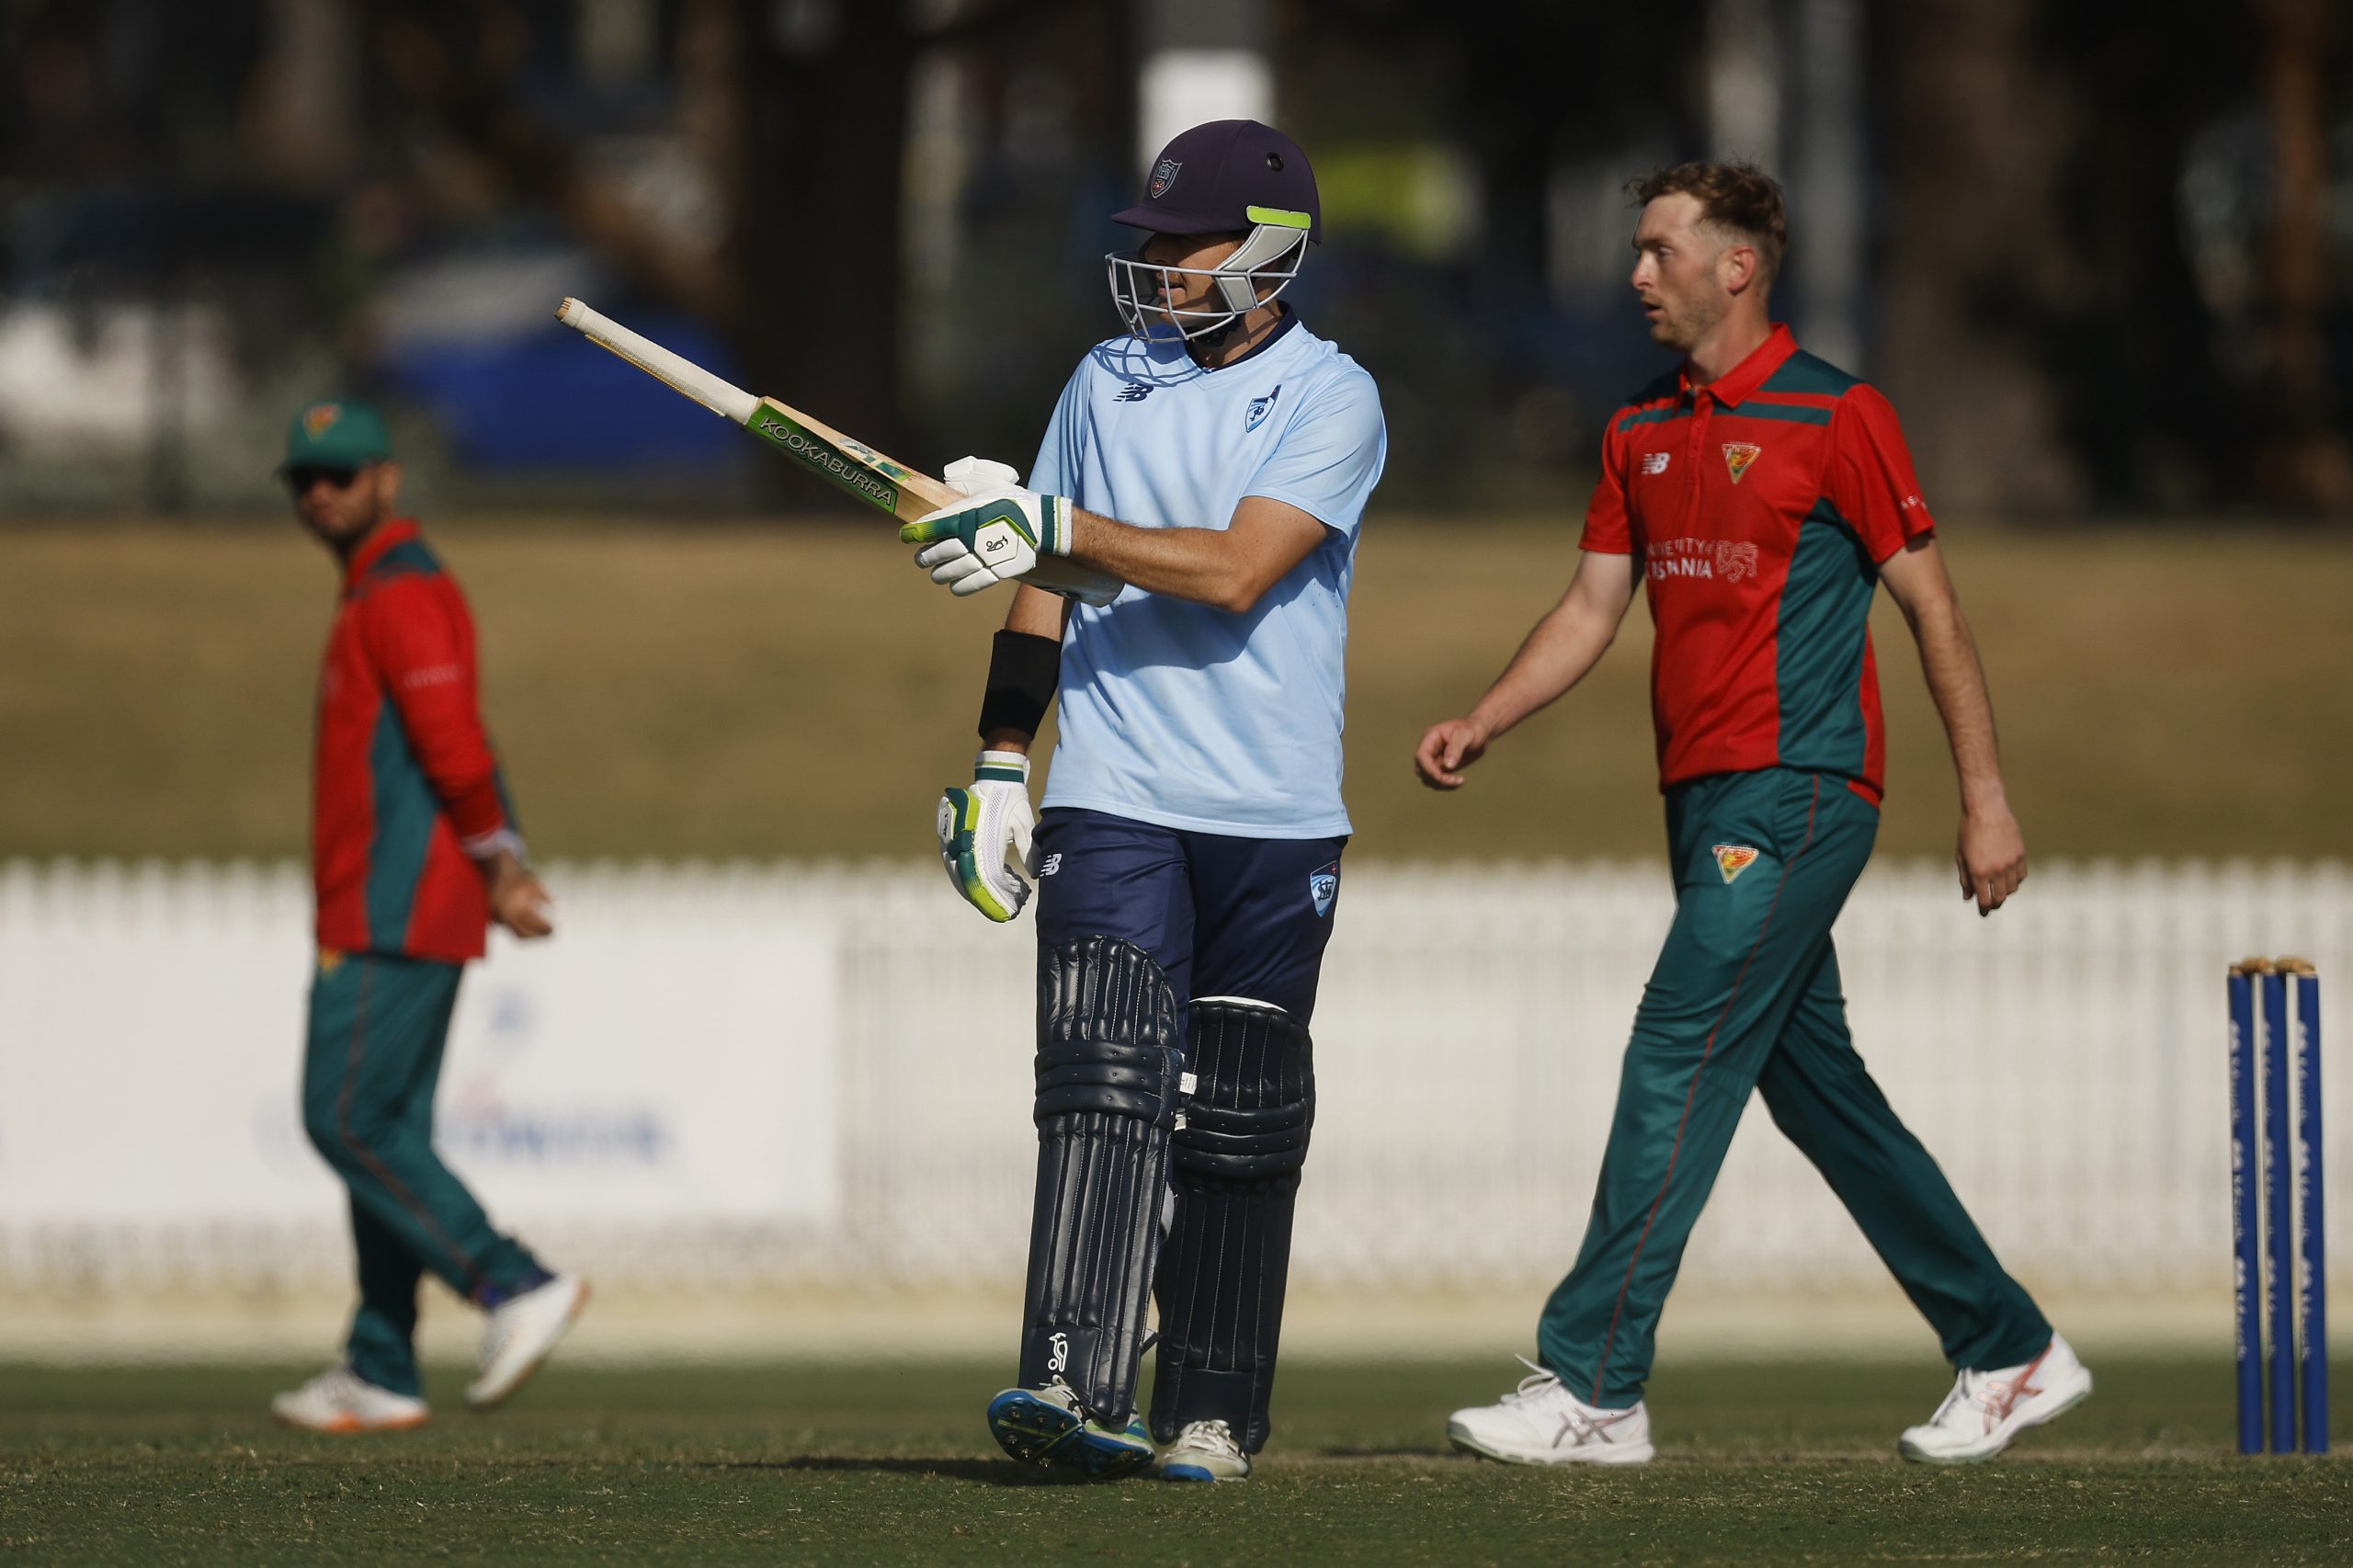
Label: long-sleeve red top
xmin=313 ymin=520 xmax=516 ymax=962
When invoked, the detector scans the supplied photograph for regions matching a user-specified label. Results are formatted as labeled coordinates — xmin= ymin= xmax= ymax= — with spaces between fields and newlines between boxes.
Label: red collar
xmin=1680 ymin=323 xmax=1799 ymax=408
xmin=342 ymin=518 xmax=422 ymax=594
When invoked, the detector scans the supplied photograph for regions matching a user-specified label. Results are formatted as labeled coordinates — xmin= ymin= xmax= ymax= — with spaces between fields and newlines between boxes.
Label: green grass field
xmin=2 ymin=1357 xmax=2344 ymax=1564
xmin=3 ymin=517 xmax=2350 ymax=862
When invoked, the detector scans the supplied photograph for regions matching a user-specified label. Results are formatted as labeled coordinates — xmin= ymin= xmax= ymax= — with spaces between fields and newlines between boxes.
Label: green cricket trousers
xmin=303 ymin=950 xmax=544 ymax=1395
xmin=1536 ymin=767 xmax=2051 ymax=1407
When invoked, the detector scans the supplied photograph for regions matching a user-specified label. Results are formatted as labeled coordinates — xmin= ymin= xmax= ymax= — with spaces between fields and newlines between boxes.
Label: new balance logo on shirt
xmin=1115 ymin=383 xmax=1154 ymax=403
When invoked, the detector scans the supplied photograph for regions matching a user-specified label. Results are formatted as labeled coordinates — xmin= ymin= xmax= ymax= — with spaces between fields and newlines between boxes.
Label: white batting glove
xmin=903 ymin=456 xmax=1120 ymax=606
xmin=936 ymin=750 xmax=1037 ymax=923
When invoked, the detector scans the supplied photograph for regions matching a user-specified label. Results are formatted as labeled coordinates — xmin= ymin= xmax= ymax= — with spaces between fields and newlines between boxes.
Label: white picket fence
xmin=1 ymin=858 xmax=2346 ymax=1306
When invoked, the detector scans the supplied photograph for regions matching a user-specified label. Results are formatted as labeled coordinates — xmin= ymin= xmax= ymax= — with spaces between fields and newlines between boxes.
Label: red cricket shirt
xmin=313 ymin=520 xmax=516 ymax=961
xmin=1581 ymin=324 xmax=1937 ymax=804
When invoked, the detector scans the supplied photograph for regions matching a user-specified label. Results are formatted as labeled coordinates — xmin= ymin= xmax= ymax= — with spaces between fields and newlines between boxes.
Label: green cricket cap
xmin=280 ymin=400 xmax=392 ymax=472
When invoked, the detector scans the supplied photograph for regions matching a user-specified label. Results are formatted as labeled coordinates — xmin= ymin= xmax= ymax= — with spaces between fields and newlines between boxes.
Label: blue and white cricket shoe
xmin=986 ymin=1383 xmax=1154 ymax=1478
xmin=1157 ymin=1418 xmax=1251 ymax=1482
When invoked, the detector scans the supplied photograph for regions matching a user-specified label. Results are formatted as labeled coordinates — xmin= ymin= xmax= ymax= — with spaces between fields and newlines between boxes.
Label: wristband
xmin=978 ymin=628 xmax=1061 ymax=741
xmin=1039 ymin=494 xmax=1076 ymax=556
xmin=460 ymin=826 xmax=528 ymax=863
xmin=974 ymin=749 xmax=1029 ymax=784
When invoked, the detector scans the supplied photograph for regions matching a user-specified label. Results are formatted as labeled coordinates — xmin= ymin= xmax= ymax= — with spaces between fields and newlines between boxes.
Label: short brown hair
xmin=1628 ymin=162 xmax=1787 ymax=284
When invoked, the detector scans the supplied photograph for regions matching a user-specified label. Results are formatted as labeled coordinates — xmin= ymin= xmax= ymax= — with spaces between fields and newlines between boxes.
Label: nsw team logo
xmin=1245 ymin=384 xmax=1281 ymax=433
xmin=1309 ymin=862 xmax=1340 ymax=917
xmin=1712 ymin=844 xmax=1761 ymax=883
xmin=1721 ymin=442 xmax=1762 ymax=483
xmin=1149 ymin=158 xmax=1182 ymax=199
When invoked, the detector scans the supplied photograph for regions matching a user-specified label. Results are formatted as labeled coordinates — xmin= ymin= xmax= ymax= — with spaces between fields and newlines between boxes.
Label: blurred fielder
xmin=900 ymin=120 xmax=1385 ymax=1481
xmin=268 ymin=402 xmax=586 ymax=1433
xmin=1420 ymin=165 xmax=2090 ymax=1466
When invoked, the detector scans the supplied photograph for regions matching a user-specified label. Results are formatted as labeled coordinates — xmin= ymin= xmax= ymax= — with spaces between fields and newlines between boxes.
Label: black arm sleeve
xmin=978 ymin=628 xmax=1062 ymax=742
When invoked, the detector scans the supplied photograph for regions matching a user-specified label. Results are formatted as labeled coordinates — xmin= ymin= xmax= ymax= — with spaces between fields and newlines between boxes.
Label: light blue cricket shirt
xmin=1029 ymin=312 xmax=1387 ymax=838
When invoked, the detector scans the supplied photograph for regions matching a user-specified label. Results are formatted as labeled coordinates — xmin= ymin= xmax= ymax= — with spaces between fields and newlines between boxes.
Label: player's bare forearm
xmin=1912 ymin=602 xmax=2006 ymax=807
xmin=1066 ymin=496 xmax=1324 ymax=614
xmin=1415 ymin=551 xmax=1635 ymax=789
xmin=983 ymin=588 xmax=1070 ymax=756
xmin=1880 ymin=536 xmax=2026 ymax=913
xmin=1880 ymin=539 xmax=2006 ymax=808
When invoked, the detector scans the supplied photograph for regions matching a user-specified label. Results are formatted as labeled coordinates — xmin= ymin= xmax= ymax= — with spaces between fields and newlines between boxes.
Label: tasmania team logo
xmin=1149 ymin=158 xmax=1182 ymax=199
xmin=1713 ymin=844 xmax=1761 ymax=883
xmin=1722 ymin=441 xmax=1762 ymax=483
xmin=1714 ymin=540 xmax=1760 ymax=583
xmin=302 ymin=403 xmax=343 ymax=438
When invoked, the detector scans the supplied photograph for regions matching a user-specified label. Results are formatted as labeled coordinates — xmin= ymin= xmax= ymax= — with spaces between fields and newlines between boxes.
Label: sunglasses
xmin=285 ymin=464 xmax=365 ymax=494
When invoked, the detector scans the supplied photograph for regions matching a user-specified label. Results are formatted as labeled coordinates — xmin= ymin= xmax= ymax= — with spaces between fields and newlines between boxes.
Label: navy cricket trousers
xmin=1030 ymin=807 xmax=1347 ymax=1024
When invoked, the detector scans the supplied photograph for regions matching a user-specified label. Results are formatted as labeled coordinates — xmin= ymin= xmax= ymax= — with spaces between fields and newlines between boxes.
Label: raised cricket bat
xmin=556 ymin=298 xmax=1118 ymax=604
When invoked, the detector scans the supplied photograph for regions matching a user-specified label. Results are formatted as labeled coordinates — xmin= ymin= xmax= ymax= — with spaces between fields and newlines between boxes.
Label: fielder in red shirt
xmin=267 ymin=400 xmax=587 ymax=1434
xmin=1418 ymin=165 xmax=2088 ymax=1467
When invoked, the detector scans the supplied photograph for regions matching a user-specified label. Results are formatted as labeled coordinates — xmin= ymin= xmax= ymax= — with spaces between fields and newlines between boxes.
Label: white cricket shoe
xmin=271 ymin=1366 xmax=429 ymax=1434
xmin=1899 ymin=1332 xmax=2093 ymax=1464
xmin=1158 ymin=1418 xmax=1251 ymax=1483
xmin=466 ymin=1272 xmax=589 ymax=1410
xmin=1448 ymin=1357 xmax=1654 ymax=1466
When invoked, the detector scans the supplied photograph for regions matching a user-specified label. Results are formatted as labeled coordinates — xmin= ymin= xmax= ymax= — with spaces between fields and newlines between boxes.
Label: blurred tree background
xmin=3 ymin=0 xmax=2348 ymax=517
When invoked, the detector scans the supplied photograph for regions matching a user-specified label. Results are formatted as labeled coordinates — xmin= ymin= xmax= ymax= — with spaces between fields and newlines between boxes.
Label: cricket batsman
xmin=267 ymin=401 xmax=587 ymax=1433
xmin=897 ymin=120 xmax=1385 ymax=1481
xmin=1420 ymin=165 xmax=2090 ymax=1466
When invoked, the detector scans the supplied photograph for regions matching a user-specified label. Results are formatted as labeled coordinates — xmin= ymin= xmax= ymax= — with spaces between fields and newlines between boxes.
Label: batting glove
xmin=936 ymin=749 xmax=1037 ymax=923
xmin=904 ymin=457 xmax=1118 ymax=605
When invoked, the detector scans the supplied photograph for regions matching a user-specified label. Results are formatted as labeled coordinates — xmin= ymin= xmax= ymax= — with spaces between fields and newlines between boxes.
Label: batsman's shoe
xmin=271 ymin=1366 xmax=429 ymax=1434
xmin=1447 ymin=1357 xmax=1654 ymax=1467
xmin=1899 ymin=1333 xmax=2092 ymax=1464
xmin=466 ymin=1272 xmax=589 ymax=1410
xmin=986 ymin=1383 xmax=1155 ymax=1478
xmin=1157 ymin=1418 xmax=1251 ymax=1483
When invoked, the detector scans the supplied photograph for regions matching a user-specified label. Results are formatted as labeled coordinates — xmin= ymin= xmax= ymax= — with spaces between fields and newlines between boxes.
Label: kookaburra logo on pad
xmin=1046 ymin=1332 xmax=1070 ymax=1371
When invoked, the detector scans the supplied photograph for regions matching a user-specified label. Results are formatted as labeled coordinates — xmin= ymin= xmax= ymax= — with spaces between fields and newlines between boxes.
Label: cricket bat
xmin=555 ymin=298 xmax=1118 ymax=604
